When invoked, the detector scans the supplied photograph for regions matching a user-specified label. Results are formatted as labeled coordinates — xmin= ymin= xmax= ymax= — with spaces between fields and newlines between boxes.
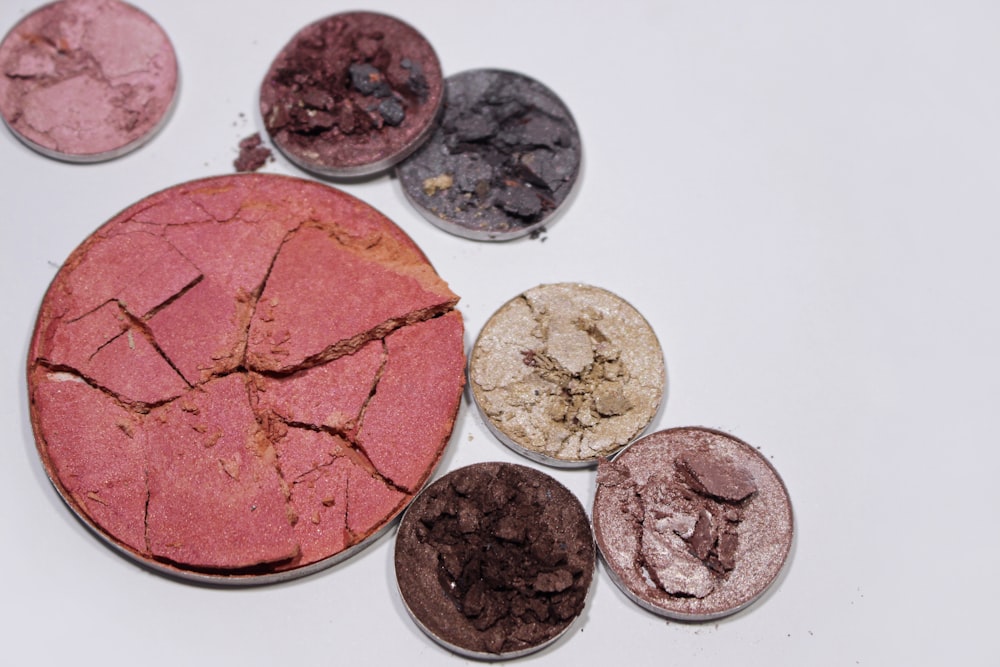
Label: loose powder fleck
xmin=259 ymin=11 xmax=443 ymax=177
xmin=397 ymin=69 xmax=582 ymax=241
xmin=233 ymin=132 xmax=272 ymax=172
xmin=394 ymin=462 xmax=595 ymax=658
xmin=592 ymin=427 xmax=793 ymax=620
xmin=27 ymin=174 xmax=464 ymax=583
xmin=0 ymin=0 xmax=178 ymax=161
xmin=469 ymin=283 xmax=665 ymax=466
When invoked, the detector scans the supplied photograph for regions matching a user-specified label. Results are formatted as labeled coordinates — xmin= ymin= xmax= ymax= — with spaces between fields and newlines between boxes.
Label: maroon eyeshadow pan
xmin=394 ymin=462 xmax=595 ymax=659
xmin=592 ymin=427 xmax=793 ymax=620
xmin=259 ymin=11 xmax=443 ymax=178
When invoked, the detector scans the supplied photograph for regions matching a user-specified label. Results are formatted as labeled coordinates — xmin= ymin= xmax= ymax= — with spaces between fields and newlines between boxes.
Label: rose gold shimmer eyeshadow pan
xmin=0 ymin=0 xmax=178 ymax=162
xmin=394 ymin=462 xmax=595 ymax=659
xmin=259 ymin=11 xmax=443 ymax=178
xmin=592 ymin=427 xmax=793 ymax=620
xmin=27 ymin=173 xmax=465 ymax=583
xmin=469 ymin=283 xmax=665 ymax=467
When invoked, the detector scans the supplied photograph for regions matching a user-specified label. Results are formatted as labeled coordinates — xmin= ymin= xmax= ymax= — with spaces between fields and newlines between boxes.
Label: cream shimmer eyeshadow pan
xmin=592 ymin=427 xmax=794 ymax=620
xmin=0 ymin=0 xmax=178 ymax=162
xmin=469 ymin=283 xmax=665 ymax=466
xmin=27 ymin=173 xmax=465 ymax=583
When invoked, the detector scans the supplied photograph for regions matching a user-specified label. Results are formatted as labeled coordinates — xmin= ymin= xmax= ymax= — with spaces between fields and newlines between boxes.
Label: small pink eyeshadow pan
xmin=0 ymin=0 xmax=178 ymax=161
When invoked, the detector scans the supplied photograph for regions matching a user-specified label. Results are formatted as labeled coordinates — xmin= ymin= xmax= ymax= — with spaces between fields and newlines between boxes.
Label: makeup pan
xmin=394 ymin=462 xmax=595 ymax=659
xmin=27 ymin=173 xmax=465 ymax=584
xmin=469 ymin=283 xmax=665 ymax=467
xmin=592 ymin=427 xmax=793 ymax=620
xmin=259 ymin=11 xmax=444 ymax=178
xmin=397 ymin=69 xmax=582 ymax=241
xmin=0 ymin=0 xmax=178 ymax=162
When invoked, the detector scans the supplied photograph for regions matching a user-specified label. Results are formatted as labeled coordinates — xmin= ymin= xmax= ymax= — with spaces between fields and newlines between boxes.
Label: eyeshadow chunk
xmin=144 ymin=374 xmax=298 ymax=572
xmin=397 ymin=69 xmax=582 ymax=241
xmin=260 ymin=11 xmax=443 ymax=177
xmin=592 ymin=427 xmax=794 ymax=620
xmin=0 ymin=0 xmax=178 ymax=161
xmin=395 ymin=462 xmax=595 ymax=659
xmin=469 ymin=283 xmax=665 ymax=466
xmin=233 ymin=132 xmax=272 ymax=172
xmin=28 ymin=173 xmax=464 ymax=582
xmin=356 ymin=312 xmax=464 ymax=491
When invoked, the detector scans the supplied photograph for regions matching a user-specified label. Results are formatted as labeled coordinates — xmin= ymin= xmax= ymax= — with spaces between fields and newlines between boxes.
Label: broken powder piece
xmin=246 ymin=224 xmax=458 ymax=372
xmin=680 ymin=452 xmax=758 ymax=502
xmin=422 ymin=173 xmax=454 ymax=195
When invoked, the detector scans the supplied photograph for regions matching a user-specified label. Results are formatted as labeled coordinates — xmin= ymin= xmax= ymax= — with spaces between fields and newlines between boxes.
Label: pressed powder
xmin=397 ymin=69 xmax=582 ymax=241
xmin=469 ymin=283 xmax=665 ymax=466
xmin=394 ymin=462 xmax=595 ymax=659
xmin=592 ymin=427 xmax=793 ymax=620
xmin=0 ymin=0 xmax=178 ymax=161
xmin=27 ymin=173 xmax=465 ymax=583
xmin=259 ymin=11 xmax=443 ymax=177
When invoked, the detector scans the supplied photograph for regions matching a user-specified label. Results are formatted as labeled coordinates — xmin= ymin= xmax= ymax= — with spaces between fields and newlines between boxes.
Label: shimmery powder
xmin=592 ymin=427 xmax=793 ymax=620
xmin=394 ymin=462 xmax=595 ymax=658
xmin=259 ymin=11 xmax=443 ymax=177
xmin=397 ymin=69 xmax=582 ymax=241
xmin=469 ymin=283 xmax=665 ymax=466
xmin=27 ymin=174 xmax=464 ymax=583
xmin=0 ymin=0 xmax=178 ymax=161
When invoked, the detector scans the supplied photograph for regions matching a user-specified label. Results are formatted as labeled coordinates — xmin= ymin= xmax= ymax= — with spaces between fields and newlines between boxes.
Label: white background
xmin=2 ymin=1 xmax=998 ymax=664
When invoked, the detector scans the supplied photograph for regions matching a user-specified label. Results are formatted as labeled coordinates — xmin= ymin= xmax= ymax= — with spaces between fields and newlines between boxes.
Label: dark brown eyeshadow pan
xmin=592 ymin=427 xmax=794 ymax=620
xmin=394 ymin=462 xmax=595 ymax=659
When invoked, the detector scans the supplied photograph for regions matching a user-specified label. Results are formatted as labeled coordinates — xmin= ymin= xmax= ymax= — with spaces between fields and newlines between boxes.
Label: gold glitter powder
xmin=469 ymin=283 xmax=665 ymax=465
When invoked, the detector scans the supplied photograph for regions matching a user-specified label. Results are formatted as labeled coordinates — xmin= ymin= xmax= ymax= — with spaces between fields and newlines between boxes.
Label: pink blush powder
xmin=0 ymin=0 xmax=178 ymax=161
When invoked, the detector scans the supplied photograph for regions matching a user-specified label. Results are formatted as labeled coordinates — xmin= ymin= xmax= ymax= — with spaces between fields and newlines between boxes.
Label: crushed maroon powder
xmin=233 ymin=133 xmax=273 ymax=172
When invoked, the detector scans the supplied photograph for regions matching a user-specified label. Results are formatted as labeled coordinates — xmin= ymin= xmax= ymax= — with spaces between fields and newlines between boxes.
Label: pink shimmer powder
xmin=27 ymin=174 xmax=465 ymax=583
xmin=0 ymin=0 xmax=178 ymax=161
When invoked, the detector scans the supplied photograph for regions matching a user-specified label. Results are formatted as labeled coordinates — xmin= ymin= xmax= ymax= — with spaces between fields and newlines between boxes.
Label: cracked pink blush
xmin=0 ymin=0 xmax=178 ymax=161
xmin=27 ymin=173 xmax=465 ymax=583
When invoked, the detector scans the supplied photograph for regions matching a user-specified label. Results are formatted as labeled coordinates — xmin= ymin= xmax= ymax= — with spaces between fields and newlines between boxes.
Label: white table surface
xmin=2 ymin=1 xmax=998 ymax=664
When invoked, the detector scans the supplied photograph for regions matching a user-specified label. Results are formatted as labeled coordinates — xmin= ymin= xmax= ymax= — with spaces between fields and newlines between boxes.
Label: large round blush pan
xmin=27 ymin=173 xmax=465 ymax=584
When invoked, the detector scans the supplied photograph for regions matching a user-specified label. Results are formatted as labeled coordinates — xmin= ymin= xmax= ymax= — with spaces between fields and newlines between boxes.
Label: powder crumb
xmin=422 ymin=174 xmax=454 ymax=195
xmin=234 ymin=133 xmax=273 ymax=172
